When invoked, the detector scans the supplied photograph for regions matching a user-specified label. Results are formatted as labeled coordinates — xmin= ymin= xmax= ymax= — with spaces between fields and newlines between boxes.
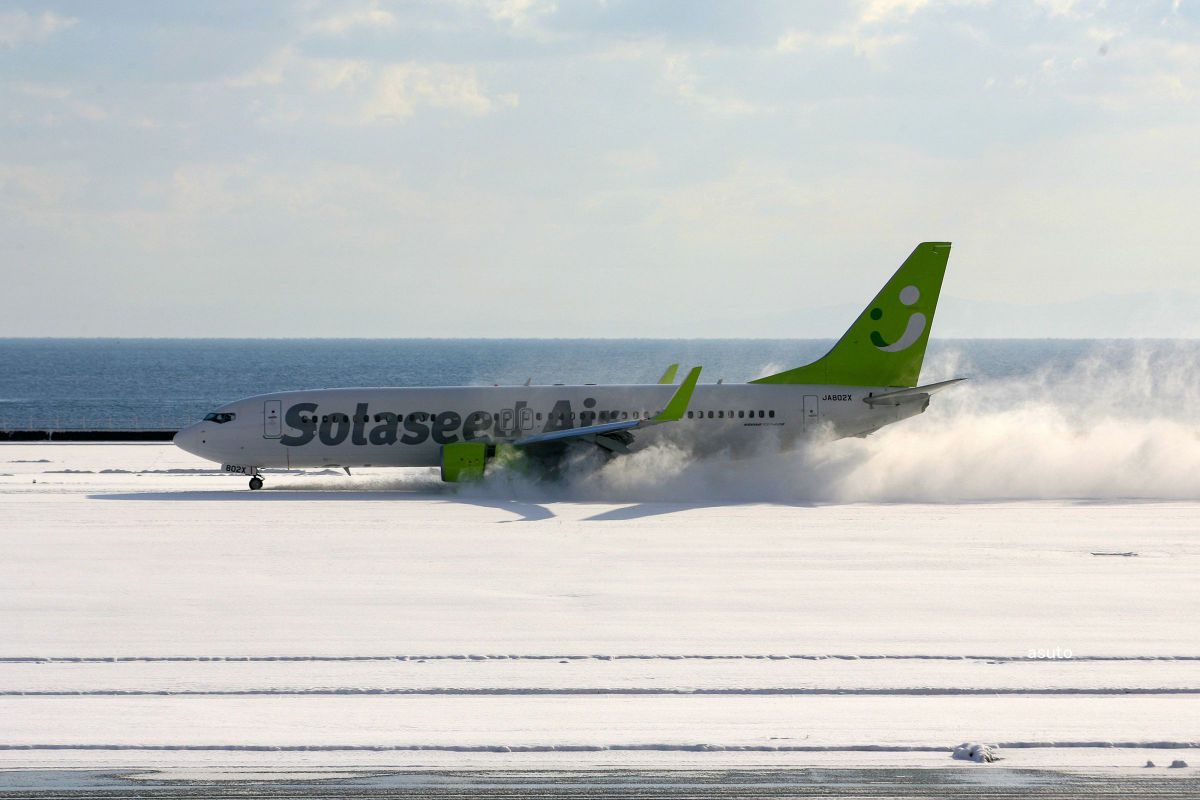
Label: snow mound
xmin=953 ymin=742 xmax=999 ymax=763
xmin=1169 ymin=759 xmax=1189 ymax=768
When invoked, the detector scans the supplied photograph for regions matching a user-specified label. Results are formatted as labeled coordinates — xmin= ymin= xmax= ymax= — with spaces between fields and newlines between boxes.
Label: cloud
xmin=775 ymin=3 xmax=914 ymax=60
xmin=857 ymin=0 xmax=932 ymax=25
xmin=0 ymin=163 xmax=87 ymax=208
xmin=605 ymin=147 xmax=660 ymax=172
xmin=224 ymin=47 xmax=298 ymax=88
xmin=662 ymin=54 xmax=759 ymax=115
xmin=225 ymin=49 xmax=514 ymax=124
xmin=0 ymin=9 xmax=77 ymax=47
xmin=5 ymin=82 xmax=109 ymax=125
xmin=777 ymin=0 xmax=989 ymax=61
xmin=363 ymin=63 xmax=508 ymax=122
xmin=1035 ymin=0 xmax=1085 ymax=19
xmin=776 ymin=27 xmax=906 ymax=59
xmin=5 ymin=0 xmax=1200 ymax=336
xmin=306 ymin=1 xmax=396 ymax=35
xmin=478 ymin=0 xmax=556 ymax=27
xmin=1049 ymin=33 xmax=1200 ymax=110
xmin=309 ymin=57 xmax=373 ymax=92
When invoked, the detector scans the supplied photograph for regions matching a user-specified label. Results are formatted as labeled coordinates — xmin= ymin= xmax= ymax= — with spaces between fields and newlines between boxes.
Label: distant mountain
xmin=934 ymin=292 xmax=1200 ymax=338
xmin=722 ymin=292 xmax=1200 ymax=339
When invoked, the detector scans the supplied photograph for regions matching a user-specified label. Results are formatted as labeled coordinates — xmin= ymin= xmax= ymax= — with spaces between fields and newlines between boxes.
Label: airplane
xmin=173 ymin=242 xmax=961 ymax=489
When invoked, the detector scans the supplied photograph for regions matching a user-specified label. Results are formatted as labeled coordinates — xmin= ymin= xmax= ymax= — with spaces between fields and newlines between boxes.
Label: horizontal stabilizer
xmin=862 ymin=378 xmax=965 ymax=407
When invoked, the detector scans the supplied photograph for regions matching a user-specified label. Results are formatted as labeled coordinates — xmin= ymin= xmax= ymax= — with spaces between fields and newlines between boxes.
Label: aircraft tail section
xmin=752 ymin=242 xmax=951 ymax=388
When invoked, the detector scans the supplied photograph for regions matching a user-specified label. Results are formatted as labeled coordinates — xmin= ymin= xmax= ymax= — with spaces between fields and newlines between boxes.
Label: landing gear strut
xmin=248 ymin=475 xmax=264 ymax=491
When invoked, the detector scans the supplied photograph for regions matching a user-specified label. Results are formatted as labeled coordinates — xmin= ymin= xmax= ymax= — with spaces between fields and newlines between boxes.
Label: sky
xmin=1 ymin=0 xmax=1198 ymax=338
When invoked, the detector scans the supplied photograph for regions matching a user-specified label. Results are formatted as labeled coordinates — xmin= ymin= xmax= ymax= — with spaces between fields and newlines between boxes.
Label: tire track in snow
xmin=1 ymin=742 xmax=1197 ymax=752
xmin=5 ymin=688 xmax=1200 ymax=697
xmin=4 ymin=654 xmax=1200 ymax=663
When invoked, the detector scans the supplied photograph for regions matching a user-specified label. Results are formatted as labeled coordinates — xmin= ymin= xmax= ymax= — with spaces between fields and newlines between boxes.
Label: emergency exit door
xmin=802 ymin=395 xmax=819 ymax=432
xmin=263 ymin=400 xmax=282 ymax=439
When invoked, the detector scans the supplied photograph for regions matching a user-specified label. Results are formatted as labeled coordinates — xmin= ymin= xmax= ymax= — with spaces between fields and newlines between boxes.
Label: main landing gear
xmin=248 ymin=475 xmax=264 ymax=491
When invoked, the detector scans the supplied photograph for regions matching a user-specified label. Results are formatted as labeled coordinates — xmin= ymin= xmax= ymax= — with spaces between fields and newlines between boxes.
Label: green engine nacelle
xmin=440 ymin=441 xmax=490 ymax=482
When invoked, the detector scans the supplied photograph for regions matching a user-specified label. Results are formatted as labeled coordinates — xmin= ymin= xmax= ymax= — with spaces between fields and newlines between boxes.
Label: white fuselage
xmin=173 ymin=383 xmax=925 ymax=470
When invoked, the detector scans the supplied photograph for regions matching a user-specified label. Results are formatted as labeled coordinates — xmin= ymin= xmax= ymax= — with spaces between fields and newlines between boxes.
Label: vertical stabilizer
xmin=751 ymin=242 xmax=951 ymax=387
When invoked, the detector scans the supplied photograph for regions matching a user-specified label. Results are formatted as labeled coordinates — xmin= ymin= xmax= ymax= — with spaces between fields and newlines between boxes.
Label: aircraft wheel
xmin=248 ymin=476 xmax=264 ymax=491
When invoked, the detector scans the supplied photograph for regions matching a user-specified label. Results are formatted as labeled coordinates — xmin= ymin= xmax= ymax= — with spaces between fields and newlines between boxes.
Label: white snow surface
xmin=1 ymin=443 xmax=1198 ymax=772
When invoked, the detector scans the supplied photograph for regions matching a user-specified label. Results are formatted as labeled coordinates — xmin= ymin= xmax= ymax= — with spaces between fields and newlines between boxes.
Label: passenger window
xmin=687 ymin=411 xmax=693 ymax=419
xmin=769 ymin=410 xmax=775 ymax=418
xmin=536 ymin=412 xmax=543 ymax=421
xmin=758 ymin=410 xmax=764 ymax=418
xmin=718 ymin=410 xmax=724 ymax=418
xmin=738 ymin=410 xmax=744 ymax=419
xmin=707 ymin=411 xmax=714 ymax=419
xmin=600 ymin=411 xmax=609 ymax=421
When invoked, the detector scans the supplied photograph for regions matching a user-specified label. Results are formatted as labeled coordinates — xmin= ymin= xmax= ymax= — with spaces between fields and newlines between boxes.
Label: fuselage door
xmin=518 ymin=407 xmax=534 ymax=431
xmin=499 ymin=408 xmax=515 ymax=436
xmin=264 ymin=400 xmax=282 ymax=439
xmin=802 ymin=395 xmax=819 ymax=432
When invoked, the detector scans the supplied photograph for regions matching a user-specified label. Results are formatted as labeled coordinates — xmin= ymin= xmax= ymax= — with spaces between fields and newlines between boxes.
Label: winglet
xmin=654 ymin=366 xmax=701 ymax=422
xmin=657 ymin=363 xmax=679 ymax=384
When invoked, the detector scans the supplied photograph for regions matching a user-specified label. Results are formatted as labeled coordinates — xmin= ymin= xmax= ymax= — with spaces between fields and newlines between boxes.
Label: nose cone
xmin=173 ymin=423 xmax=206 ymax=458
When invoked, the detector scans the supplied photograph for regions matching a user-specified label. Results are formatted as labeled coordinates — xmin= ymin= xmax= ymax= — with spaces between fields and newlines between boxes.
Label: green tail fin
xmin=751 ymin=242 xmax=951 ymax=388
xmin=657 ymin=364 xmax=679 ymax=384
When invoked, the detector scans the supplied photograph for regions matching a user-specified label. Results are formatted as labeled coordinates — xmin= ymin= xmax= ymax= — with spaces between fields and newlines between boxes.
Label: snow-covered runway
xmin=1 ymin=443 xmax=1198 ymax=775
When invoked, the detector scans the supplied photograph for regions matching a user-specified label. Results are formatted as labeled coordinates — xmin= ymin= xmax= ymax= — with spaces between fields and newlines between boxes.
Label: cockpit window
xmin=203 ymin=412 xmax=236 ymax=424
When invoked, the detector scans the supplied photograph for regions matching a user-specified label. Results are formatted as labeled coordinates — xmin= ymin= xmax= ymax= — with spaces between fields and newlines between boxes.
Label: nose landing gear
xmin=248 ymin=476 xmax=264 ymax=491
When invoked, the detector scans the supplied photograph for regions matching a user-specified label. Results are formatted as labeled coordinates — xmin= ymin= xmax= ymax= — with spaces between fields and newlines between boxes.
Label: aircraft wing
xmin=513 ymin=367 xmax=701 ymax=451
xmin=863 ymin=378 xmax=965 ymax=406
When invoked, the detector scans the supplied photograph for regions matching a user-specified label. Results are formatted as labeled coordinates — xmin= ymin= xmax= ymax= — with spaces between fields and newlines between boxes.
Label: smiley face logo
xmin=869 ymin=284 xmax=926 ymax=352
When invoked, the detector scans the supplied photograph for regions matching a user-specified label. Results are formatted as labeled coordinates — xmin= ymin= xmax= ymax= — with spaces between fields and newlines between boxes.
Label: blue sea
xmin=0 ymin=338 xmax=1190 ymax=429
